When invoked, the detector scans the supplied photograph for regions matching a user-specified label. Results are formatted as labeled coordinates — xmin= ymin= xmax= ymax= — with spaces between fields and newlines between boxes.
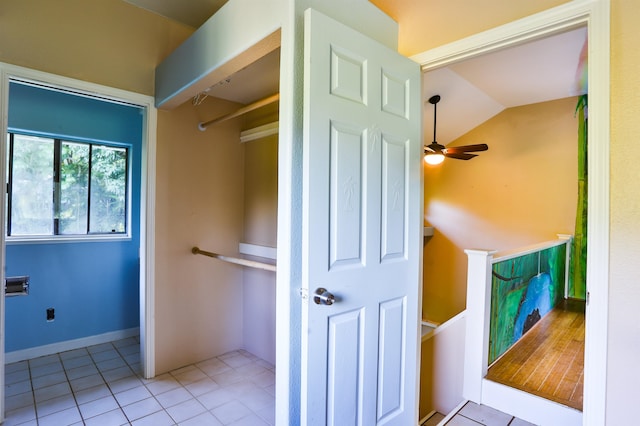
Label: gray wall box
xmin=5 ymin=276 xmax=29 ymax=296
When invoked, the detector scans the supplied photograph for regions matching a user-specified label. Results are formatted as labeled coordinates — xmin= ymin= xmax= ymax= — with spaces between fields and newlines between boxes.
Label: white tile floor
xmin=433 ymin=402 xmax=537 ymax=426
xmin=4 ymin=338 xmax=275 ymax=426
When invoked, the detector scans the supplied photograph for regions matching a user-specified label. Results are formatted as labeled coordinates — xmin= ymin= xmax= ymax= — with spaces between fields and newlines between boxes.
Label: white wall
xmin=420 ymin=313 xmax=466 ymax=418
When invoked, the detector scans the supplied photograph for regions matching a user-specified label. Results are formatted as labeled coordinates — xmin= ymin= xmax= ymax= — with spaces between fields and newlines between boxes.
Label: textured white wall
xmin=607 ymin=0 xmax=640 ymax=423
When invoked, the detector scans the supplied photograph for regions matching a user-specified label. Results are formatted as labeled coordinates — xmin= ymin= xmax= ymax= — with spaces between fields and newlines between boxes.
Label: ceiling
xmin=122 ymin=0 xmax=587 ymax=146
xmin=423 ymin=27 xmax=587 ymax=145
xmin=122 ymin=0 xmax=227 ymax=28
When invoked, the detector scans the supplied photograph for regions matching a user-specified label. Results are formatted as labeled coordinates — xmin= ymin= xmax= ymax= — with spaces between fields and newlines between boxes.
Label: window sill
xmin=6 ymin=234 xmax=132 ymax=245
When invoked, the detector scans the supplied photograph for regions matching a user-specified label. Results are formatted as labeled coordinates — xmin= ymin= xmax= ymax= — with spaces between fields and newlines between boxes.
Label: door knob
xmin=313 ymin=287 xmax=335 ymax=305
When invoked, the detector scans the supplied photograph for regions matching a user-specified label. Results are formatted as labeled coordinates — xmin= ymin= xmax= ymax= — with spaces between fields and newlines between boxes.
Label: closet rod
xmin=198 ymin=93 xmax=280 ymax=131
xmin=192 ymin=247 xmax=276 ymax=272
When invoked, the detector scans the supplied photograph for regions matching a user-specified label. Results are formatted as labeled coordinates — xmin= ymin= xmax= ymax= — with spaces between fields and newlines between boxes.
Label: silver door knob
xmin=313 ymin=288 xmax=335 ymax=305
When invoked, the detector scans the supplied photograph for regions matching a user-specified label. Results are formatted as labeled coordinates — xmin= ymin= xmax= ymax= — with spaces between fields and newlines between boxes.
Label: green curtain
xmin=570 ymin=94 xmax=588 ymax=300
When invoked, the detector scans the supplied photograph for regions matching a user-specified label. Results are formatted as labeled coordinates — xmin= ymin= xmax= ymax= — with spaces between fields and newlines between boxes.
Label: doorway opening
xmin=0 ymin=63 xmax=157 ymax=421
xmin=414 ymin=3 xmax=609 ymax=421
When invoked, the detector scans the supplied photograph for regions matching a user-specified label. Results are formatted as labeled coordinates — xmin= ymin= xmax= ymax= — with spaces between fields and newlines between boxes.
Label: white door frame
xmin=411 ymin=0 xmax=610 ymax=424
xmin=0 ymin=62 xmax=157 ymax=421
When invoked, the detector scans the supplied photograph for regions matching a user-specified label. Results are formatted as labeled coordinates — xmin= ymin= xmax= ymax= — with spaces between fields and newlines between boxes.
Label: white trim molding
xmin=5 ymin=328 xmax=140 ymax=364
xmin=411 ymin=1 xmax=610 ymax=425
xmin=412 ymin=0 xmax=597 ymax=72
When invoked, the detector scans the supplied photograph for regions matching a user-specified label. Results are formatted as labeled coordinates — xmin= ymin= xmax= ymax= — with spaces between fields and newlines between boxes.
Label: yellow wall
xmin=608 ymin=1 xmax=640 ymax=423
xmin=423 ymin=98 xmax=578 ymax=323
xmin=0 ymin=0 xmax=193 ymax=95
xmin=370 ymin=0 xmax=570 ymax=56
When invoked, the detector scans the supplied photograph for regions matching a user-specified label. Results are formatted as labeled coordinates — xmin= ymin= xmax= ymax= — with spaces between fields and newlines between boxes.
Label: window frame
xmin=6 ymin=131 xmax=132 ymax=244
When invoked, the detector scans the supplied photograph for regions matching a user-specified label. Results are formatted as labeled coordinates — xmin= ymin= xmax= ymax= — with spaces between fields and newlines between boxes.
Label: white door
xmin=301 ymin=9 xmax=422 ymax=425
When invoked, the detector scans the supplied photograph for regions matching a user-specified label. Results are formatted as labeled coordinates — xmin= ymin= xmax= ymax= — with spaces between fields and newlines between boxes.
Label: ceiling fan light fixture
xmin=424 ymin=152 xmax=445 ymax=165
xmin=424 ymin=94 xmax=488 ymax=164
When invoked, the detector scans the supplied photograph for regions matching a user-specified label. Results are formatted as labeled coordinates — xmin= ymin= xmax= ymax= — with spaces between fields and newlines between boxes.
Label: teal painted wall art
xmin=489 ymin=244 xmax=567 ymax=365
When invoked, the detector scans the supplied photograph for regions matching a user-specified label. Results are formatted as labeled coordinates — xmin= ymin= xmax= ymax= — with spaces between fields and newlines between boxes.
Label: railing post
xmin=557 ymin=234 xmax=573 ymax=299
xmin=463 ymin=249 xmax=496 ymax=403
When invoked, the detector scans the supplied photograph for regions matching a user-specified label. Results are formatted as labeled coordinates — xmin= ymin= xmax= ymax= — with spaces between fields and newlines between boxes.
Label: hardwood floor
xmin=485 ymin=299 xmax=585 ymax=411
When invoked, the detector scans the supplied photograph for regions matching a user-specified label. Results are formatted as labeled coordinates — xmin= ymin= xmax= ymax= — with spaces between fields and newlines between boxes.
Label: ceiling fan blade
xmin=425 ymin=142 xmax=445 ymax=153
xmin=443 ymin=143 xmax=489 ymax=154
xmin=445 ymin=152 xmax=477 ymax=160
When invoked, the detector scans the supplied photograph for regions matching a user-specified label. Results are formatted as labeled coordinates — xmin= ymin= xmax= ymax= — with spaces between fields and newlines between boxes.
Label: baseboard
xmin=5 ymin=327 xmax=140 ymax=364
xmin=481 ymin=379 xmax=582 ymax=426
xmin=418 ymin=410 xmax=436 ymax=425
xmin=437 ymin=400 xmax=467 ymax=425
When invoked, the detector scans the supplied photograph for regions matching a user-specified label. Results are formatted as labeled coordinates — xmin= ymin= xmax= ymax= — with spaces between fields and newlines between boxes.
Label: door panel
xmin=329 ymin=121 xmax=365 ymax=268
xmin=330 ymin=47 xmax=367 ymax=105
xmin=302 ymin=8 xmax=421 ymax=426
xmin=381 ymin=135 xmax=408 ymax=261
xmin=382 ymin=70 xmax=410 ymax=119
xmin=377 ymin=297 xmax=406 ymax=420
xmin=327 ymin=309 xmax=364 ymax=425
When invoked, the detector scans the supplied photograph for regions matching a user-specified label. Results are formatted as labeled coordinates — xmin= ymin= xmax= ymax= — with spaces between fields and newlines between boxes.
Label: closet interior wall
xmin=240 ymin=102 xmax=279 ymax=365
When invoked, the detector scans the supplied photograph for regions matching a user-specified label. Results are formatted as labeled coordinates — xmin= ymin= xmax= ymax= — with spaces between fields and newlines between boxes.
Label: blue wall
xmin=5 ymin=81 xmax=142 ymax=352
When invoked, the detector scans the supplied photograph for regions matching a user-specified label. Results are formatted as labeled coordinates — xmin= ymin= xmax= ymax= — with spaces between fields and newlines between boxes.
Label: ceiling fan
xmin=424 ymin=94 xmax=489 ymax=165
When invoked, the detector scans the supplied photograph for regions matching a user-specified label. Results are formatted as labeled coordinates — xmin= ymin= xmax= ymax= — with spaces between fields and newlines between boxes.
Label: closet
xmin=191 ymin=46 xmax=280 ymax=366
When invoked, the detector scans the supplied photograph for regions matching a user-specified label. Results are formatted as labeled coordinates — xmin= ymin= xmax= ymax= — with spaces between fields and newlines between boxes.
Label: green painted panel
xmin=489 ymin=244 xmax=567 ymax=364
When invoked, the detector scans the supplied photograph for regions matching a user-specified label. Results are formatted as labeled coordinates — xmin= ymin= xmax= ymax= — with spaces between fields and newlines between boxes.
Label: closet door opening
xmin=190 ymin=46 xmax=280 ymax=367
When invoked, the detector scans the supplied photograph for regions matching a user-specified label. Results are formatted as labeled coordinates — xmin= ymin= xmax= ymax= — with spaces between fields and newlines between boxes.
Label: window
xmin=7 ymin=133 xmax=129 ymax=238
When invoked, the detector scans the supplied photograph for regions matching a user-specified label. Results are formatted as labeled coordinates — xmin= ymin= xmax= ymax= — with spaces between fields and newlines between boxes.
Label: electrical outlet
xmin=46 ymin=308 xmax=55 ymax=322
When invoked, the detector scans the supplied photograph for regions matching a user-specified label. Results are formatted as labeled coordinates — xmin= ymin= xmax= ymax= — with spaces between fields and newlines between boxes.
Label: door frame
xmin=0 ymin=62 xmax=157 ymax=420
xmin=411 ymin=0 xmax=609 ymax=424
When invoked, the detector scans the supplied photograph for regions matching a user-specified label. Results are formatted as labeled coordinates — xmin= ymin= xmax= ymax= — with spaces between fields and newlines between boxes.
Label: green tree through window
xmin=60 ymin=141 xmax=89 ymax=234
xmin=9 ymin=134 xmax=53 ymax=235
xmin=7 ymin=133 xmax=128 ymax=237
xmin=90 ymin=145 xmax=127 ymax=233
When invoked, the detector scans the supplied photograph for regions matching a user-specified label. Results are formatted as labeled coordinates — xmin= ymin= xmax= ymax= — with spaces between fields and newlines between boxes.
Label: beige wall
xmin=154 ymin=97 xmax=246 ymax=373
xmin=608 ymin=1 xmax=640 ymax=423
xmin=423 ymin=98 xmax=578 ymax=323
xmin=0 ymin=0 xmax=193 ymax=96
